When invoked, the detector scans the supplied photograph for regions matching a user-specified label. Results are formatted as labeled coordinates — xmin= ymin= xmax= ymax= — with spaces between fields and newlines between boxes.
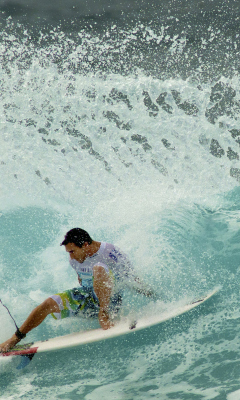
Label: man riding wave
xmin=0 ymin=228 xmax=155 ymax=353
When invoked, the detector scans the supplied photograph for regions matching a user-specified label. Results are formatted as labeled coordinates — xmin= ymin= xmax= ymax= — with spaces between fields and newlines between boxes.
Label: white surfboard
xmin=1 ymin=288 xmax=218 ymax=365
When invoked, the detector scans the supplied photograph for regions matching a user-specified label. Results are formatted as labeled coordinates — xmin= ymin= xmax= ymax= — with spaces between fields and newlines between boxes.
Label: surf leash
xmin=0 ymin=298 xmax=33 ymax=369
xmin=0 ymin=299 xmax=19 ymax=330
xmin=0 ymin=299 xmax=26 ymax=339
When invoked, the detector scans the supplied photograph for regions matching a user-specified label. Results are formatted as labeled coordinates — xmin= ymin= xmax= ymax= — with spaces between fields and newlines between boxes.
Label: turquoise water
xmin=1 ymin=1 xmax=240 ymax=398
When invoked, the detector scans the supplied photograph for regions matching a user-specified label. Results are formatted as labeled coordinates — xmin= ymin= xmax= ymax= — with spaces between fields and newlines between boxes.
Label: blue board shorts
xmin=50 ymin=287 xmax=122 ymax=320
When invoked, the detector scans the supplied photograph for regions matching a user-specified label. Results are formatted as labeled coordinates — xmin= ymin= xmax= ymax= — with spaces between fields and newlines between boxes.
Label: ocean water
xmin=0 ymin=1 xmax=240 ymax=398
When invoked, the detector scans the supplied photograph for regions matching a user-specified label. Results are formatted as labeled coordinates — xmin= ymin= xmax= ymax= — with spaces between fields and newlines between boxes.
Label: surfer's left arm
xmin=93 ymin=265 xmax=114 ymax=330
xmin=133 ymin=276 xmax=159 ymax=300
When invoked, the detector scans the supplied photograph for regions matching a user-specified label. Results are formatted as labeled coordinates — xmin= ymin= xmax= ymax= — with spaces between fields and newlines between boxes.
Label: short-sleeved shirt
xmin=69 ymin=242 xmax=135 ymax=293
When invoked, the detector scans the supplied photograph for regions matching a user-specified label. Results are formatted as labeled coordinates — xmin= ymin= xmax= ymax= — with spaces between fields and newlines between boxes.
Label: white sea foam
xmin=1 ymin=22 xmax=240 ymax=400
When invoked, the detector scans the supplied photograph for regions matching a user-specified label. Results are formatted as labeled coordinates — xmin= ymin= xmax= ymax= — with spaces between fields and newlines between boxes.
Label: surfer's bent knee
xmin=41 ymin=297 xmax=60 ymax=314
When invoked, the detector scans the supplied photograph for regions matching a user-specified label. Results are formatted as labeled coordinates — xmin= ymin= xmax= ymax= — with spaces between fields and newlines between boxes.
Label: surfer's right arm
xmin=93 ymin=265 xmax=114 ymax=330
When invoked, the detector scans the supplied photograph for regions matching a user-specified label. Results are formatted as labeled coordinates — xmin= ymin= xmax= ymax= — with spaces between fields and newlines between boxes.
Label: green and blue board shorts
xmin=50 ymin=287 xmax=122 ymax=320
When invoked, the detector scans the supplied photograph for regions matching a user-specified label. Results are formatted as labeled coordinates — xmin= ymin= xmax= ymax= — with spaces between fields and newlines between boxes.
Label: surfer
xmin=0 ymin=228 xmax=155 ymax=353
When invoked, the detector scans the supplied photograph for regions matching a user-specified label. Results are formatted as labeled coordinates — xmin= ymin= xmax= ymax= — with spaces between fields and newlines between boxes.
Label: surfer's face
xmin=65 ymin=242 xmax=88 ymax=263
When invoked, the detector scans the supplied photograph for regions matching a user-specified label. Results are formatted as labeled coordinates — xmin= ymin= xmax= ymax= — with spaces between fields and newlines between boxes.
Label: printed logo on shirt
xmin=109 ymin=251 xmax=118 ymax=262
xmin=109 ymin=249 xmax=123 ymax=262
xmin=79 ymin=267 xmax=92 ymax=273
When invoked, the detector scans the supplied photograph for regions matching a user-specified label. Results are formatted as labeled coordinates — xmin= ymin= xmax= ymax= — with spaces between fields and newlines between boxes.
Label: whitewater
xmin=1 ymin=1 xmax=240 ymax=398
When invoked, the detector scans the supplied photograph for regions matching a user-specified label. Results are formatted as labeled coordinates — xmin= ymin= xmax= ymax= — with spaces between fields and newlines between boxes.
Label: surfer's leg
xmin=0 ymin=298 xmax=60 ymax=353
xmin=19 ymin=297 xmax=60 ymax=333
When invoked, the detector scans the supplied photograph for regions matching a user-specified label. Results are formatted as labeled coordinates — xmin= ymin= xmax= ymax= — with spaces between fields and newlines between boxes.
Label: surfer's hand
xmin=98 ymin=307 xmax=114 ymax=330
xmin=133 ymin=277 xmax=159 ymax=300
xmin=136 ymin=287 xmax=159 ymax=299
xmin=0 ymin=334 xmax=21 ymax=353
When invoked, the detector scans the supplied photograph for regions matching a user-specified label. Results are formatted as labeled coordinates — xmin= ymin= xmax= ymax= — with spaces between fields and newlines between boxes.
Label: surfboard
xmin=0 ymin=288 xmax=218 ymax=368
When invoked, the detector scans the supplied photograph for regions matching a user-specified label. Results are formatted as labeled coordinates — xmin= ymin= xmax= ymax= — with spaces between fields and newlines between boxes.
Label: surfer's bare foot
xmin=0 ymin=334 xmax=21 ymax=353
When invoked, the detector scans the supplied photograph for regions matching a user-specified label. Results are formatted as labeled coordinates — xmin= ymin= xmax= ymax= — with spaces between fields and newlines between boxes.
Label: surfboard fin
xmin=16 ymin=353 xmax=35 ymax=370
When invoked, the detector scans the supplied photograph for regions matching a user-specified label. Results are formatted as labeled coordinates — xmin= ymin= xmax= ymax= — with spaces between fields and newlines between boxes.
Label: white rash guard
xmin=69 ymin=242 xmax=135 ymax=293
